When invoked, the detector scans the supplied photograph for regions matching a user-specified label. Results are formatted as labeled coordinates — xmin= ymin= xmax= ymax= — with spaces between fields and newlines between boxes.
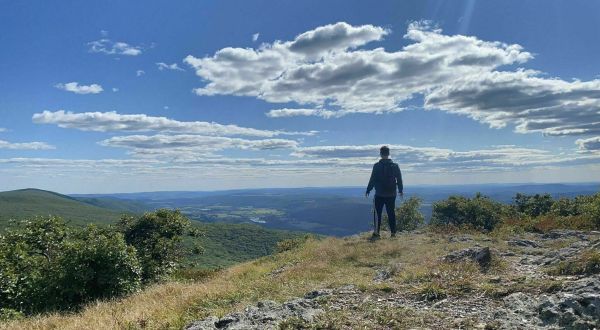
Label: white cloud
xmin=0 ymin=128 xmax=6 ymax=132
xmin=156 ymin=62 xmax=184 ymax=71
xmin=184 ymin=21 xmax=600 ymax=149
xmin=292 ymin=144 xmax=600 ymax=171
xmin=55 ymin=82 xmax=103 ymax=94
xmin=0 ymin=140 xmax=55 ymax=150
xmin=184 ymin=21 xmax=530 ymax=116
xmin=576 ymin=137 xmax=600 ymax=152
xmin=100 ymin=30 xmax=109 ymax=37
xmin=252 ymin=33 xmax=260 ymax=42
xmin=266 ymin=108 xmax=339 ymax=119
xmin=99 ymin=134 xmax=299 ymax=154
xmin=136 ymin=70 xmax=145 ymax=77
xmin=88 ymin=39 xmax=142 ymax=56
xmin=112 ymin=87 xmax=119 ymax=92
xmin=424 ymin=70 xmax=600 ymax=137
xmin=32 ymin=110 xmax=315 ymax=137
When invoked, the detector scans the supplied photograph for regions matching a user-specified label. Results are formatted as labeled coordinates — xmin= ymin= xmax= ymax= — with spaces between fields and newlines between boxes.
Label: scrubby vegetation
xmin=380 ymin=196 xmax=425 ymax=232
xmin=430 ymin=192 xmax=600 ymax=233
xmin=396 ymin=196 xmax=425 ymax=231
xmin=430 ymin=193 xmax=507 ymax=231
xmin=0 ymin=210 xmax=197 ymax=317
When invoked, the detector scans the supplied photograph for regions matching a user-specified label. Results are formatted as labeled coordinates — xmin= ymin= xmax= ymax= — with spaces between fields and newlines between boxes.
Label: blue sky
xmin=1 ymin=0 xmax=600 ymax=193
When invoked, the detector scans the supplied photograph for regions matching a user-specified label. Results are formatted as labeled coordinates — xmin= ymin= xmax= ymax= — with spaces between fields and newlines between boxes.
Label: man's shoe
xmin=390 ymin=233 xmax=397 ymax=238
xmin=370 ymin=232 xmax=381 ymax=240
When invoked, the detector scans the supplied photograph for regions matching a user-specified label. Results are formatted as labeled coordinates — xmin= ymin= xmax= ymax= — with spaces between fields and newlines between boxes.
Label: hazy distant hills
xmin=2 ymin=183 xmax=598 ymax=236
xmin=72 ymin=183 xmax=600 ymax=236
xmin=0 ymin=189 xmax=129 ymax=227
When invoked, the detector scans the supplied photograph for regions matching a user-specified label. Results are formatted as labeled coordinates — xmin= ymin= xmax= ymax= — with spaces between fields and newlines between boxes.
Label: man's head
xmin=380 ymin=145 xmax=390 ymax=159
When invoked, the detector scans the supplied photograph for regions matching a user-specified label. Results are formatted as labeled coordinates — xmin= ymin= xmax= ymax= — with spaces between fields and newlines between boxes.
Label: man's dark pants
xmin=374 ymin=195 xmax=396 ymax=234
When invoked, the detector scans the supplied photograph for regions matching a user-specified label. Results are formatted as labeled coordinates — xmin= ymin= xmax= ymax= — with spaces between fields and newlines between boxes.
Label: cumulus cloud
xmin=88 ymin=39 xmax=142 ymax=56
xmin=184 ymin=21 xmax=530 ymax=116
xmin=99 ymin=134 xmax=299 ymax=154
xmin=252 ymin=33 xmax=260 ymax=42
xmin=424 ymin=70 xmax=600 ymax=137
xmin=136 ymin=70 xmax=145 ymax=77
xmin=32 ymin=110 xmax=315 ymax=137
xmin=55 ymin=82 xmax=103 ymax=94
xmin=156 ymin=62 xmax=184 ymax=71
xmin=0 ymin=140 xmax=55 ymax=150
xmin=184 ymin=21 xmax=600 ymax=149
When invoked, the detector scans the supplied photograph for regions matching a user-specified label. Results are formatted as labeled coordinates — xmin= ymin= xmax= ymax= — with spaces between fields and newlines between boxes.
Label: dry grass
xmin=2 ymin=231 xmax=508 ymax=330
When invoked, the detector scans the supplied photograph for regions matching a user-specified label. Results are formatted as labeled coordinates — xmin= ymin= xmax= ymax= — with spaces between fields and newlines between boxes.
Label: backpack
xmin=380 ymin=162 xmax=397 ymax=194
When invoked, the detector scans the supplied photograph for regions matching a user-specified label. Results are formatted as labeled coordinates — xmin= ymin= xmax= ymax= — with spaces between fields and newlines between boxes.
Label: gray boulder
xmin=443 ymin=246 xmax=492 ymax=269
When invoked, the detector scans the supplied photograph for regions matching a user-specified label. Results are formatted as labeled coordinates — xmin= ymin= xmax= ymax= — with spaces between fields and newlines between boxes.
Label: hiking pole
xmin=372 ymin=196 xmax=379 ymax=234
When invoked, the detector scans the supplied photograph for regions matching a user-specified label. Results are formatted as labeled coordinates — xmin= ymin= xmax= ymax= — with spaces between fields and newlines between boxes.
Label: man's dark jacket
xmin=366 ymin=159 xmax=403 ymax=197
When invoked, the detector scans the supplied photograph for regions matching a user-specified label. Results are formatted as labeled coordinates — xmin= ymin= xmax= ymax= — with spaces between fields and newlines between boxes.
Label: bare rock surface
xmin=185 ymin=290 xmax=331 ymax=330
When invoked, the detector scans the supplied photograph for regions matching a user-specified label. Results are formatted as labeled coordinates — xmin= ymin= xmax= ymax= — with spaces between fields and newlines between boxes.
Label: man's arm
xmin=366 ymin=164 xmax=377 ymax=196
xmin=396 ymin=164 xmax=403 ymax=196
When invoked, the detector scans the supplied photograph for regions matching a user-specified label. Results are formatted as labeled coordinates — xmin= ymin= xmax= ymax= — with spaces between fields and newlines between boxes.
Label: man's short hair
xmin=380 ymin=145 xmax=390 ymax=156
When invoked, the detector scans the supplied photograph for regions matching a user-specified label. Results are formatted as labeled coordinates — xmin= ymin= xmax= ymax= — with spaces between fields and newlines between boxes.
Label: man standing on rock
xmin=366 ymin=146 xmax=403 ymax=239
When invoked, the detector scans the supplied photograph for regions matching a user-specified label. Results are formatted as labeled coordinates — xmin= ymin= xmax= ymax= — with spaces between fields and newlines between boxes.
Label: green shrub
xmin=430 ymin=193 xmax=504 ymax=231
xmin=48 ymin=226 xmax=141 ymax=309
xmin=118 ymin=209 xmax=193 ymax=282
xmin=0 ymin=217 xmax=141 ymax=314
xmin=513 ymin=193 xmax=554 ymax=217
xmin=396 ymin=197 xmax=425 ymax=231
xmin=580 ymin=193 xmax=600 ymax=228
xmin=0 ymin=216 xmax=68 ymax=313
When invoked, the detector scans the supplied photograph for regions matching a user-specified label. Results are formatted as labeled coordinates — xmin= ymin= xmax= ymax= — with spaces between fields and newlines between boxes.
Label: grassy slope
xmin=0 ymin=189 xmax=125 ymax=227
xmin=3 ymin=230 xmax=521 ymax=330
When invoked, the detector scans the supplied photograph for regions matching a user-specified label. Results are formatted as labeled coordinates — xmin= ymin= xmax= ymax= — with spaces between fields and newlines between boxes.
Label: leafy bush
xmin=430 ymin=193 xmax=504 ymax=231
xmin=48 ymin=226 xmax=141 ymax=309
xmin=513 ymin=193 xmax=554 ymax=217
xmin=500 ymin=193 xmax=600 ymax=232
xmin=579 ymin=193 xmax=600 ymax=228
xmin=0 ymin=216 xmax=68 ymax=313
xmin=0 ymin=217 xmax=141 ymax=315
xmin=118 ymin=209 xmax=193 ymax=282
xmin=395 ymin=197 xmax=425 ymax=231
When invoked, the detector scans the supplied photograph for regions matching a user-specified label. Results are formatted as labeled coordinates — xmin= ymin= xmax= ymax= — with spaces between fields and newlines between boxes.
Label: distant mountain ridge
xmin=69 ymin=183 xmax=600 ymax=236
xmin=0 ymin=188 xmax=128 ymax=227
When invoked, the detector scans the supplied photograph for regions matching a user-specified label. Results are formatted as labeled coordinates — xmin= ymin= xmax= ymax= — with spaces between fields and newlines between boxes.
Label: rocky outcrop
xmin=443 ymin=246 xmax=492 ymax=269
xmin=501 ymin=276 xmax=600 ymax=329
xmin=187 ymin=230 xmax=600 ymax=330
xmin=185 ymin=290 xmax=331 ymax=330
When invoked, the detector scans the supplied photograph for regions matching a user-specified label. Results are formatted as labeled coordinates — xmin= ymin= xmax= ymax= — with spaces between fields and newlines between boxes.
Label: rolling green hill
xmin=0 ymin=188 xmax=304 ymax=270
xmin=73 ymin=196 xmax=151 ymax=214
xmin=0 ymin=189 xmax=127 ymax=227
